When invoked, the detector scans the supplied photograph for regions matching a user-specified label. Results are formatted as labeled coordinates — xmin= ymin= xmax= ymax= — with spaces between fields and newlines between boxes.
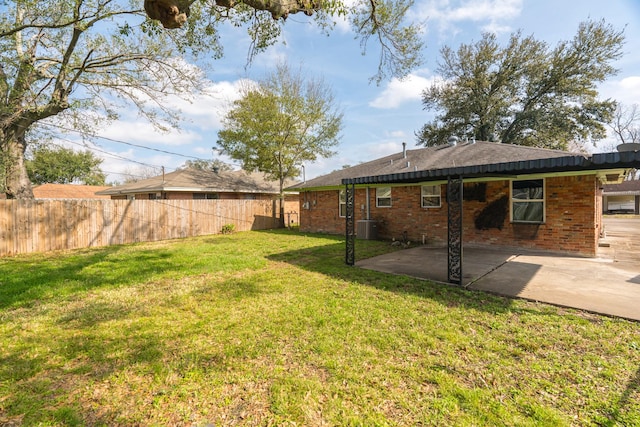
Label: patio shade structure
xmin=342 ymin=150 xmax=640 ymax=285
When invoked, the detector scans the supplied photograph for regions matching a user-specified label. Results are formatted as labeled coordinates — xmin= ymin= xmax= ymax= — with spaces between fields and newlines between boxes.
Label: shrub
xmin=221 ymin=224 xmax=235 ymax=234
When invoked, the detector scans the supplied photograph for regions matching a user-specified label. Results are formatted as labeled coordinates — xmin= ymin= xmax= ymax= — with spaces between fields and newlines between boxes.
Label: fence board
xmin=0 ymin=199 xmax=281 ymax=257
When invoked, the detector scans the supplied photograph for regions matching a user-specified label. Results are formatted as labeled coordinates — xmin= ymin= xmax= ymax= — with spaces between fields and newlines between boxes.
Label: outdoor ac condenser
xmin=356 ymin=220 xmax=378 ymax=240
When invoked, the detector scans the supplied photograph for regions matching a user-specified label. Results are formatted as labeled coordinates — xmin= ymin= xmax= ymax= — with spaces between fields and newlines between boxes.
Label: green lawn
xmin=0 ymin=230 xmax=638 ymax=426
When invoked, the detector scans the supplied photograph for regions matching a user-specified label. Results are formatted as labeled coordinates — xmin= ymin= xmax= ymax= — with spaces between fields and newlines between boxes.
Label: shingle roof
xmin=96 ymin=168 xmax=287 ymax=196
xmin=603 ymin=180 xmax=640 ymax=195
xmin=289 ymin=141 xmax=587 ymax=190
xmin=33 ymin=184 xmax=112 ymax=199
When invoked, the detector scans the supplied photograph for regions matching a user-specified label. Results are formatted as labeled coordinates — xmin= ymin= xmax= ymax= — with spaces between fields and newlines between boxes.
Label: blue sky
xmin=83 ymin=0 xmax=640 ymax=183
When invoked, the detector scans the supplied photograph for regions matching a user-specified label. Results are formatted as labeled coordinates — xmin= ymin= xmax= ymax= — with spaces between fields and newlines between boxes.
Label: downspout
xmin=366 ymin=187 xmax=370 ymax=220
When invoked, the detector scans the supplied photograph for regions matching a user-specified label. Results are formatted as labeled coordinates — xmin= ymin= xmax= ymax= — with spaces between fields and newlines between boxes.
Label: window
xmin=376 ymin=187 xmax=392 ymax=207
xmin=339 ymin=189 xmax=347 ymax=217
xmin=193 ymin=193 xmax=219 ymax=200
xmin=511 ymin=179 xmax=544 ymax=223
xmin=421 ymin=185 xmax=441 ymax=208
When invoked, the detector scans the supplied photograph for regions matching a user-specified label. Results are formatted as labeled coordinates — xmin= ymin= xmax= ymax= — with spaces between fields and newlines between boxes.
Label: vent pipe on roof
xmin=447 ymin=136 xmax=459 ymax=146
xmin=402 ymin=142 xmax=407 ymax=158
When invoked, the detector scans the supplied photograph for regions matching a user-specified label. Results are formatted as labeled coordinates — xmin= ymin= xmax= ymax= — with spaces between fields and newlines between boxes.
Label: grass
xmin=0 ymin=229 xmax=638 ymax=426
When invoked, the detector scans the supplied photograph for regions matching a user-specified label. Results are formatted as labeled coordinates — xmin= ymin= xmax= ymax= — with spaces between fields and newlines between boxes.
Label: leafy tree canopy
xmin=1 ymin=0 xmax=422 ymax=199
xmin=144 ymin=0 xmax=425 ymax=83
xmin=217 ymin=62 xmax=342 ymax=223
xmin=416 ymin=20 xmax=625 ymax=150
xmin=26 ymin=145 xmax=106 ymax=185
xmin=179 ymin=159 xmax=233 ymax=171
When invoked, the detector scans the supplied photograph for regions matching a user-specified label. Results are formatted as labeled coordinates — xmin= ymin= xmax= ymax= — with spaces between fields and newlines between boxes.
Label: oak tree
xmin=416 ymin=20 xmax=625 ymax=150
xmin=1 ymin=0 xmax=422 ymax=199
xmin=26 ymin=145 xmax=106 ymax=185
xmin=143 ymin=0 xmax=424 ymax=83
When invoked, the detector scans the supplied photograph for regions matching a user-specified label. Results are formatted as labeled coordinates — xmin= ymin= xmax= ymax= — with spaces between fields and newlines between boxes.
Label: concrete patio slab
xmin=356 ymin=217 xmax=640 ymax=321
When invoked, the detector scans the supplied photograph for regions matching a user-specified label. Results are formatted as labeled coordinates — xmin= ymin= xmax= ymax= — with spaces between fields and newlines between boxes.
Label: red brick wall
xmin=298 ymin=175 xmax=600 ymax=256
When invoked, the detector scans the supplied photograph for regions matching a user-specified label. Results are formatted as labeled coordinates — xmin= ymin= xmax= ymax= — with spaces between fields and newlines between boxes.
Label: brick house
xmin=288 ymin=141 xmax=640 ymax=257
xmin=32 ymin=183 xmax=112 ymax=199
xmin=97 ymin=168 xmax=299 ymax=221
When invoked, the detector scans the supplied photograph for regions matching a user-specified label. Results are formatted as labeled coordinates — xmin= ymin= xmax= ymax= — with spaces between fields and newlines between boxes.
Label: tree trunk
xmin=279 ymin=194 xmax=286 ymax=228
xmin=278 ymin=177 xmax=286 ymax=228
xmin=1 ymin=125 xmax=34 ymax=199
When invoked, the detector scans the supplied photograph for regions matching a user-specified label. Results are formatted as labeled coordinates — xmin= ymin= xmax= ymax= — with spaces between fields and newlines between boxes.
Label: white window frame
xmin=511 ymin=179 xmax=545 ymax=223
xmin=421 ymin=185 xmax=441 ymax=208
xmin=376 ymin=186 xmax=392 ymax=207
xmin=339 ymin=189 xmax=347 ymax=217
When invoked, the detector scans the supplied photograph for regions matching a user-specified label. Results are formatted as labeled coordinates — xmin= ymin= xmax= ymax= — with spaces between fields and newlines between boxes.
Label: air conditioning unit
xmin=356 ymin=220 xmax=378 ymax=240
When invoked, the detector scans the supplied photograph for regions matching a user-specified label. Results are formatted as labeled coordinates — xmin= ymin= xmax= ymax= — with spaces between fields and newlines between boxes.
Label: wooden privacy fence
xmin=0 ymin=199 xmax=281 ymax=257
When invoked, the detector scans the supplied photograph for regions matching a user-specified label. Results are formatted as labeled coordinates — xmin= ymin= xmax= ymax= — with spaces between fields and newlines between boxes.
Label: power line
xmin=40 ymin=122 xmax=208 ymax=161
xmin=52 ymin=137 xmax=166 ymax=170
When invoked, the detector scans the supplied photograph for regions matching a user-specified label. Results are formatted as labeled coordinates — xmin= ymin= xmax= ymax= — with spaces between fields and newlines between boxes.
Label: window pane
xmin=513 ymin=180 xmax=543 ymax=200
xmin=377 ymin=198 xmax=392 ymax=207
xmin=513 ymin=201 xmax=543 ymax=222
xmin=422 ymin=185 xmax=438 ymax=196
xmin=377 ymin=187 xmax=391 ymax=198
xmin=422 ymin=196 xmax=439 ymax=207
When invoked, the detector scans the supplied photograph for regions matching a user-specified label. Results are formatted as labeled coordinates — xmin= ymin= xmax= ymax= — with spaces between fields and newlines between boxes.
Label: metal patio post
xmin=345 ymin=181 xmax=356 ymax=265
xmin=447 ymin=176 xmax=463 ymax=284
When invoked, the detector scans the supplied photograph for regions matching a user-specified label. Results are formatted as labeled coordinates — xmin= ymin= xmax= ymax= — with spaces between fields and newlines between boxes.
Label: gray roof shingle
xmin=97 ymin=168 xmax=287 ymax=196
xmin=289 ymin=141 xmax=585 ymax=190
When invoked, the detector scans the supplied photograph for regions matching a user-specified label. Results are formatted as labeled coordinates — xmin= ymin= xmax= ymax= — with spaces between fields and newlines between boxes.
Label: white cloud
xmin=95 ymin=119 xmax=201 ymax=147
xmin=599 ymin=76 xmax=640 ymax=106
xmin=414 ymin=0 xmax=523 ymax=34
xmin=369 ymin=72 xmax=436 ymax=109
xmin=167 ymin=79 xmax=251 ymax=129
xmin=388 ymin=130 xmax=408 ymax=138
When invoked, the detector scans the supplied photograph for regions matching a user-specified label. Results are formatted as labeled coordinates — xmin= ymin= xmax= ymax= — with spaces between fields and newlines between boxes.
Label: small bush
xmin=221 ymin=224 xmax=235 ymax=234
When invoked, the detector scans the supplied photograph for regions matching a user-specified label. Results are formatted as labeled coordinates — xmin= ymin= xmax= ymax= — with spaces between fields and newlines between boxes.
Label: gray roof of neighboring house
xmin=603 ymin=180 xmax=640 ymax=195
xmin=288 ymin=141 xmax=591 ymax=190
xmin=97 ymin=168 xmax=288 ymax=196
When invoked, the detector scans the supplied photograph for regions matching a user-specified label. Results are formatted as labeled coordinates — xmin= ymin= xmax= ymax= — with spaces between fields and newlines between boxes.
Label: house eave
xmin=342 ymin=152 xmax=640 ymax=186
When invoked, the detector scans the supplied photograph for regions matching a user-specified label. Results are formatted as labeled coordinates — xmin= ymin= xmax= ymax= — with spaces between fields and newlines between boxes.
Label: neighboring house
xmin=33 ymin=183 xmax=112 ymax=199
xmin=96 ymin=168 xmax=299 ymax=221
xmin=602 ymin=180 xmax=640 ymax=214
xmin=288 ymin=140 xmax=640 ymax=258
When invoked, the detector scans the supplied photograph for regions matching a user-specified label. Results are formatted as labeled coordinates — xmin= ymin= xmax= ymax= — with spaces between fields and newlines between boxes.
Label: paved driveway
xmin=356 ymin=216 xmax=640 ymax=321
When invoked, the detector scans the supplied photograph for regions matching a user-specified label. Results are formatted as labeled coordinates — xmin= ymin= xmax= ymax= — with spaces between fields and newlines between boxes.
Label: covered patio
xmin=343 ymin=150 xmax=640 ymax=286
